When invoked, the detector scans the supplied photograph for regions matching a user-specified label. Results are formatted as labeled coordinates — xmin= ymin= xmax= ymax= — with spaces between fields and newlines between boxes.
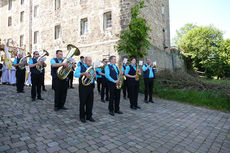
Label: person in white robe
xmin=10 ymin=66 xmax=16 ymax=85
xmin=1 ymin=63 xmax=10 ymax=84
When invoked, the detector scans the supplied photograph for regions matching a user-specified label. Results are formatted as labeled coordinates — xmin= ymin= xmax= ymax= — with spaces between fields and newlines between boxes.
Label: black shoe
xmin=70 ymin=87 xmax=74 ymax=89
xmin=149 ymin=100 xmax=154 ymax=103
xmin=61 ymin=107 xmax=68 ymax=110
xmin=54 ymin=107 xmax=60 ymax=111
xmin=86 ymin=117 xmax=95 ymax=122
xmin=144 ymin=100 xmax=148 ymax=103
xmin=130 ymin=106 xmax=137 ymax=110
xmin=101 ymin=99 xmax=105 ymax=103
xmin=21 ymin=91 xmax=25 ymax=93
xmin=136 ymin=106 xmax=141 ymax=109
xmin=43 ymin=89 xmax=47 ymax=91
xmin=109 ymin=111 xmax=115 ymax=116
xmin=115 ymin=111 xmax=123 ymax=114
xmin=37 ymin=97 xmax=44 ymax=100
xmin=32 ymin=98 xmax=36 ymax=101
xmin=80 ymin=118 xmax=86 ymax=123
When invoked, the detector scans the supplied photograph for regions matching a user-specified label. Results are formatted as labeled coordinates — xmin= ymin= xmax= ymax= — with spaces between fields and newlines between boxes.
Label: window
xmin=55 ymin=0 xmax=60 ymax=10
xmin=20 ymin=11 xmax=24 ymax=22
xmin=21 ymin=0 xmax=24 ymax=5
xmin=34 ymin=5 xmax=39 ymax=17
xmin=20 ymin=35 xmax=24 ymax=47
xmin=34 ymin=31 xmax=39 ymax=44
xmin=80 ymin=18 xmax=88 ymax=35
xmin=55 ymin=25 xmax=61 ymax=39
xmin=103 ymin=12 xmax=112 ymax=30
xmin=8 ymin=16 xmax=12 ymax=26
xmin=8 ymin=0 xmax=12 ymax=10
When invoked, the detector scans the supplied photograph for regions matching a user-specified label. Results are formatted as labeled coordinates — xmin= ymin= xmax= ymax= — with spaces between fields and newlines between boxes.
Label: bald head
xmin=85 ymin=56 xmax=92 ymax=66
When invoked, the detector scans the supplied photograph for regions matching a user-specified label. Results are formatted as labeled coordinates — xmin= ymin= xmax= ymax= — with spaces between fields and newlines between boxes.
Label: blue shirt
xmin=77 ymin=61 xmax=84 ymax=67
xmin=29 ymin=57 xmax=43 ymax=73
xmin=105 ymin=64 xmax=119 ymax=83
xmin=125 ymin=64 xmax=136 ymax=75
xmin=122 ymin=65 xmax=127 ymax=74
xmin=50 ymin=58 xmax=63 ymax=67
xmin=142 ymin=64 xmax=158 ymax=78
xmin=74 ymin=63 xmax=96 ymax=84
xmin=13 ymin=58 xmax=18 ymax=65
xmin=96 ymin=68 xmax=102 ymax=78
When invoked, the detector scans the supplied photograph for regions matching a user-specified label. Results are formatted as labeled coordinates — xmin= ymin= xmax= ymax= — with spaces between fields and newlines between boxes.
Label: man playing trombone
xmin=105 ymin=56 xmax=123 ymax=116
xmin=75 ymin=56 xmax=96 ymax=123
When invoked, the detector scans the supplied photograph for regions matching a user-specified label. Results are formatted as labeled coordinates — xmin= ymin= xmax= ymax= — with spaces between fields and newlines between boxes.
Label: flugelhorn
xmin=36 ymin=50 xmax=49 ymax=71
xmin=19 ymin=52 xmax=31 ymax=70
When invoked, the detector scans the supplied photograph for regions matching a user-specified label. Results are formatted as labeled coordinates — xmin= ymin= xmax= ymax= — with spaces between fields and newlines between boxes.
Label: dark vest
xmin=79 ymin=64 xmax=88 ymax=85
xmin=127 ymin=65 xmax=136 ymax=80
xmin=143 ymin=64 xmax=156 ymax=79
xmin=15 ymin=58 xmax=21 ymax=71
xmin=108 ymin=64 xmax=119 ymax=81
xmin=51 ymin=58 xmax=62 ymax=79
xmin=30 ymin=58 xmax=40 ymax=74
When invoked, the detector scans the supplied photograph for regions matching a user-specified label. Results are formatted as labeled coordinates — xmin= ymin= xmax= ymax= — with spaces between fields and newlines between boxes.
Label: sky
xmin=169 ymin=0 xmax=230 ymax=42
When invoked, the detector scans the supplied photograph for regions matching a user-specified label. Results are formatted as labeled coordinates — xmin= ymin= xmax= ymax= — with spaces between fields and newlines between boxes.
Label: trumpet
xmin=19 ymin=52 xmax=31 ymax=70
xmin=81 ymin=66 xmax=96 ymax=86
xmin=36 ymin=50 xmax=49 ymax=71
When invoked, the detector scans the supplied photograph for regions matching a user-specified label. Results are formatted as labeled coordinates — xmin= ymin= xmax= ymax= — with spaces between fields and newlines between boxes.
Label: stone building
xmin=0 ymin=0 xmax=182 ymax=81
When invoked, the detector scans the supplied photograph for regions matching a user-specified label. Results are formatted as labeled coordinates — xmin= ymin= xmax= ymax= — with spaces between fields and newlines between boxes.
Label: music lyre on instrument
xmin=57 ymin=44 xmax=80 ymax=80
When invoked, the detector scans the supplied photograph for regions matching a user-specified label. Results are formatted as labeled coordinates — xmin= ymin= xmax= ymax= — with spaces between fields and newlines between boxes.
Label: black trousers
xmin=101 ymin=77 xmax=109 ymax=100
xmin=41 ymin=73 xmax=45 ymax=90
xmin=54 ymin=78 xmax=68 ymax=108
xmin=31 ymin=73 xmax=42 ymax=99
xmin=97 ymin=78 xmax=102 ymax=92
xmin=128 ymin=79 xmax=139 ymax=107
xmin=144 ymin=78 xmax=154 ymax=101
xmin=16 ymin=69 xmax=25 ymax=92
xmin=68 ymin=71 xmax=74 ymax=88
xmin=79 ymin=84 xmax=94 ymax=119
xmin=122 ymin=79 xmax=129 ymax=98
xmin=108 ymin=82 xmax=121 ymax=112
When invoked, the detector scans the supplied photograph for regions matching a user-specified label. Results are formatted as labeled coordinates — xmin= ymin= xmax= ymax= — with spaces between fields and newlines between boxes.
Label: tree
xmin=115 ymin=1 xmax=152 ymax=60
xmin=173 ymin=23 xmax=197 ymax=46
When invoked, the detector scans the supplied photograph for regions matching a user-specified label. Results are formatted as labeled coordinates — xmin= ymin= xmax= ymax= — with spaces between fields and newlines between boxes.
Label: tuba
xmin=19 ymin=52 xmax=31 ymax=70
xmin=81 ymin=66 xmax=96 ymax=86
xmin=57 ymin=44 xmax=80 ymax=80
xmin=36 ymin=50 xmax=49 ymax=71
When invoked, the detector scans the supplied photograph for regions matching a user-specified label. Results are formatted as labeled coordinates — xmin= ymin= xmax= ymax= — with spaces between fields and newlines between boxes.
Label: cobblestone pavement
xmin=0 ymin=84 xmax=230 ymax=153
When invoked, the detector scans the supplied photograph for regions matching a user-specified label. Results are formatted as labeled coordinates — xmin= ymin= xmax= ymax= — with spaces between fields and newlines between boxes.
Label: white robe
xmin=10 ymin=66 xmax=16 ymax=85
xmin=25 ymin=67 xmax=31 ymax=85
xmin=1 ymin=65 xmax=10 ymax=84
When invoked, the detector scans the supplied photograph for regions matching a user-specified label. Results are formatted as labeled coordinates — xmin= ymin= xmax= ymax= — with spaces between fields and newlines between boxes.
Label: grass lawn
xmin=202 ymin=78 xmax=230 ymax=85
xmin=139 ymin=79 xmax=230 ymax=113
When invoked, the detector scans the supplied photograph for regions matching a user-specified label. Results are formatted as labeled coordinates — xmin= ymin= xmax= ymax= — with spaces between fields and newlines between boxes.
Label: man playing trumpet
xmin=142 ymin=58 xmax=158 ymax=103
xmin=105 ymin=56 xmax=123 ymax=116
xmin=75 ymin=56 xmax=96 ymax=123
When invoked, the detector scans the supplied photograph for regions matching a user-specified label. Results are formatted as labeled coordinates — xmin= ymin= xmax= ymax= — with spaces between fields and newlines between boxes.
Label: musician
xmin=95 ymin=65 xmax=102 ymax=93
xmin=125 ymin=58 xmax=141 ymax=110
xmin=105 ymin=56 xmax=123 ymax=116
xmin=75 ymin=56 xmax=96 ymax=123
xmin=122 ymin=62 xmax=129 ymax=99
xmin=68 ymin=62 xmax=76 ymax=89
xmin=41 ymin=68 xmax=46 ymax=91
xmin=142 ymin=59 xmax=158 ymax=103
xmin=77 ymin=56 xmax=85 ymax=67
xmin=28 ymin=51 xmax=45 ymax=101
xmin=12 ymin=53 xmax=26 ymax=93
xmin=99 ymin=59 xmax=109 ymax=102
xmin=51 ymin=50 xmax=69 ymax=111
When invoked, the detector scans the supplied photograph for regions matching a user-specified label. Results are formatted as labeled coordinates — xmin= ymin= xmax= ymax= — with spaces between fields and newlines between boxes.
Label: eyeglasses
xmin=35 ymin=54 xmax=39 ymax=55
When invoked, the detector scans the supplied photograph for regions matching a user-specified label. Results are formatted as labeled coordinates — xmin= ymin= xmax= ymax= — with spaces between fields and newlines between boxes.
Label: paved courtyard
xmin=0 ymin=84 xmax=230 ymax=153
